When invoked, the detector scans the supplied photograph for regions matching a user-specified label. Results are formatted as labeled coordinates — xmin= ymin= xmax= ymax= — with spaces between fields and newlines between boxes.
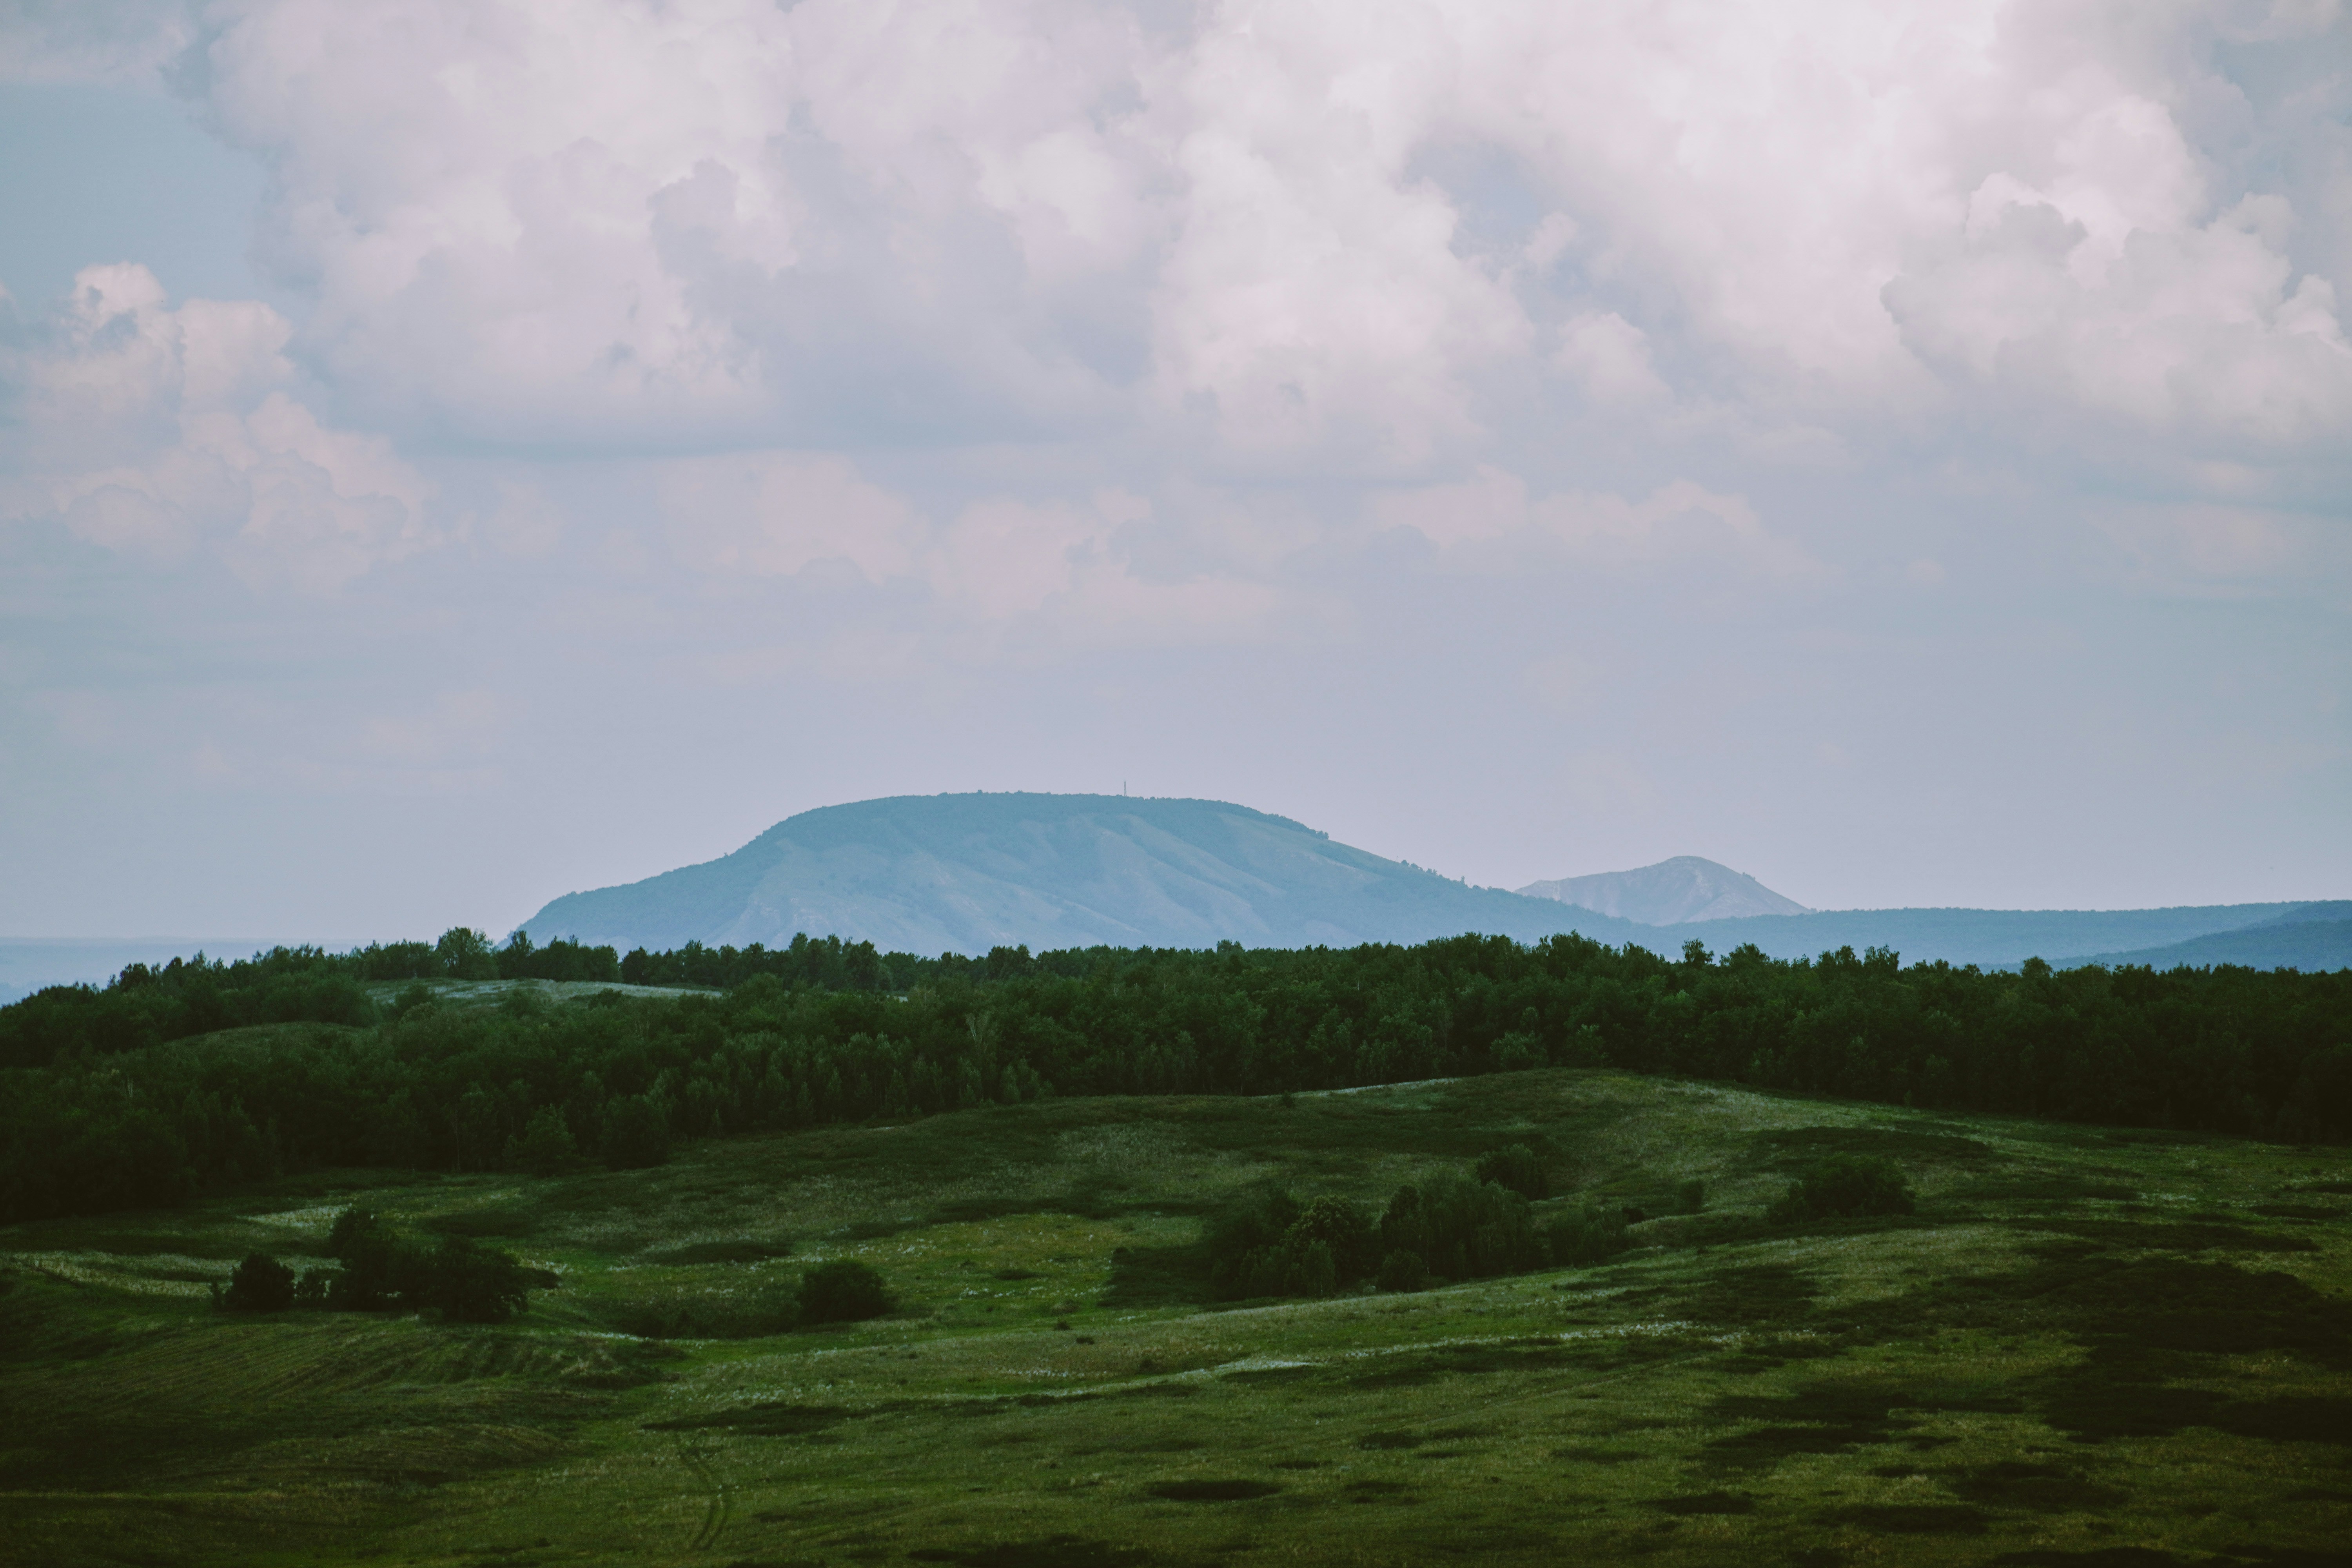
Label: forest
xmin=0 ymin=926 xmax=2345 ymax=1224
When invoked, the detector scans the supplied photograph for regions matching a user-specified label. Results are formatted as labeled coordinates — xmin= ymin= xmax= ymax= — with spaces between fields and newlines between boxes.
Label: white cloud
xmin=932 ymin=488 xmax=1285 ymax=641
xmin=1372 ymin=466 xmax=1818 ymax=579
xmin=1889 ymin=171 xmax=2352 ymax=449
xmin=662 ymin=452 xmax=923 ymax=583
xmin=1557 ymin=311 xmax=1671 ymax=407
xmin=0 ymin=264 xmax=432 ymax=589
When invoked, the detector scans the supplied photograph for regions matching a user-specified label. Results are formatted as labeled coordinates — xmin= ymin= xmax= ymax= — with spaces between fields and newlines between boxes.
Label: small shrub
xmin=1491 ymin=1031 xmax=1541 ymax=1072
xmin=1287 ymin=1195 xmax=1381 ymax=1280
xmin=1208 ymin=1190 xmax=1379 ymax=1299
xmin=505 ymin=1106 xmax=579 ymax=1176
xmin=221 ymin=1251 xmax=296 ymax=1312
xmin=1376 ymin=1249 xmax=1431 ymax=1292
xmin=1474 ymin=1143 xmax=1550 ymax=1199
xmin=1546 ymin=1204 xmax=1630 ymax=1266
xmin=600 ymin=1095 xmax=670 ymax=1171
xmin=292 ymin=1268 xmax=334 ymax=1310
xmin=324 ymin=1207 xmax=410 ymax=1310
xmin=416 ymin=1235 xmax=533 ymax=1324
xmin=797 ymin=1259 xmax=894 ymax=1325
xmin=1381 ymin=1174 xmax=1549 ymax=1281
xmin=388 ymin=981 xmax=437 ymax=1020
xmin=1770 ymin=1155 xmax=1915 ymax=1222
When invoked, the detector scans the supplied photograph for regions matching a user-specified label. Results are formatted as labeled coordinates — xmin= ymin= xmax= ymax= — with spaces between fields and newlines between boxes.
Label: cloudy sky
xmin=2 ymin=0 xmax=2347 ymax=941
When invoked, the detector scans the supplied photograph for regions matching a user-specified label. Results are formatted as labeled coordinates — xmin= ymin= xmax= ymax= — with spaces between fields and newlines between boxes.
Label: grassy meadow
xmin=4 ymin=1018 xmax=2349 ymax=1567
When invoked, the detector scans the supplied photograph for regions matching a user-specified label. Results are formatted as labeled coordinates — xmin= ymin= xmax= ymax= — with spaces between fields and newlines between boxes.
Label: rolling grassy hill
xmin=4 ymin=1011 xmax=2347 ymax=1567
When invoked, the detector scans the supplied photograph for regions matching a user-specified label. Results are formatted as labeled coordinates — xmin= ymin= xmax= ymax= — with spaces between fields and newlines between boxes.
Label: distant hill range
xmin=2063 ymin=901 xmax=2352 ymax=971
xmin=1519 ymin=856 xmax=1810 ymax=923
xmin=522 ymin=793 xmax=2346 ymax=973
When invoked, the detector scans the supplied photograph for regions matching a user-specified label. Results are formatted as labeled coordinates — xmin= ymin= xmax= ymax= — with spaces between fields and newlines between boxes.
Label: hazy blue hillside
xmin=525 ymin=793 xmax=1641 ymax=955
xmin=2069 ymin=903 xmax=2352 ymax=971
xmin=1658 ymin=903 xmax=2307 ymax=967
xmin=1519 ymin=855 xmax=1809 ymax=923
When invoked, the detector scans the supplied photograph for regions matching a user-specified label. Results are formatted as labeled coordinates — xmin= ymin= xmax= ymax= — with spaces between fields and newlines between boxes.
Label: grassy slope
xmin=4 ymin=1050 xmax=2349 ymax=1568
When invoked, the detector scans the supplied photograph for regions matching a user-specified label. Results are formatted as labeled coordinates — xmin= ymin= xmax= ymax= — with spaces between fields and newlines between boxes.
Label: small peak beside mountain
xmin=1517 ymin=855 xmax=1810 ymax=925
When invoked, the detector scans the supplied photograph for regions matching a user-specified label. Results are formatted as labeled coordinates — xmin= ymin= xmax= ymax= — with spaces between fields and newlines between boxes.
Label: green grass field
xmin=4 ymin=1060 xmax=2348 ymax=1567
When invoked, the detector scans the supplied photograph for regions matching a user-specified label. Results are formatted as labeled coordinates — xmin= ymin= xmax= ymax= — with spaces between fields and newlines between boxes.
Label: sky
xmin=1 ymin=0 xmax=2348 ymax=942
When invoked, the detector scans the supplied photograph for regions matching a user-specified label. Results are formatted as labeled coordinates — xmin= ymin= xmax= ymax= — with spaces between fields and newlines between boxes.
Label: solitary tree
xmin=221 ymin=1252 xmax=296 ymax=1312
xmin=797 ymin=1259 xmax=894 ymax=1325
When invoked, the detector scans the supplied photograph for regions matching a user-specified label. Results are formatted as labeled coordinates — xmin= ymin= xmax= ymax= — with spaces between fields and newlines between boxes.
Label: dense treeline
xmin=2 ymin=931 xmax=2347 ymax=1223
xmin=0 ymin=928 xmax=623 ymax=1069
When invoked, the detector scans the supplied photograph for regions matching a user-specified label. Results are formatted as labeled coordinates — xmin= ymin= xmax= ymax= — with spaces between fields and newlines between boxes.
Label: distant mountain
xmin=2067 ymin=902 xmax=2352 ymax=971
xmin=524 ymin=793 xmax=1640 ymax=956
xmin=519 ymin=793 xmax=2343 ymax=972
xmin=1518 ymin=856 xmax=1809 ymax=924
xmin=1656 ymin=904 xmax=2312 ymax=968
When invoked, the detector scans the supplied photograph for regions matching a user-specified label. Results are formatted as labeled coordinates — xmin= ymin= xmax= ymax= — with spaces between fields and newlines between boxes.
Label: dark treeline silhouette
xmin=0 ymin=928 xmax=622 ymax=1067
xmin=2 ymin=931 xmax=2347 ymax=1223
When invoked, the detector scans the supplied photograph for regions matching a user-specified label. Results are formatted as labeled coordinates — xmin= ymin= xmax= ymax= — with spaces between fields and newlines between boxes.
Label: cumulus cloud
xmin=1887 ymin=189 xmax=2352 ymax=448
xmin=7 ymin=0 xmax=2347 ymax=599
xmin=107 ymin=0 xmax=2335 ymax=481
xmin=0 ymin=264 xmax=432 ymax=590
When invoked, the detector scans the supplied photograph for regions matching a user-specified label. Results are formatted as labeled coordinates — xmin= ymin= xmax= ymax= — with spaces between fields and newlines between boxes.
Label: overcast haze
xmin=2 ymin=0 xmax=2347 ymax=942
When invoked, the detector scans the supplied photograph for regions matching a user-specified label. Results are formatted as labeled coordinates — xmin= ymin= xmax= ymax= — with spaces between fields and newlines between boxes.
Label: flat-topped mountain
xmin=521 ymin=793 xmax=2340 ymax=969
xmin=1518 ymin=855 xmax=1809 ymax=924
xmin=524 ymin=793 xmax=1634 ymax=956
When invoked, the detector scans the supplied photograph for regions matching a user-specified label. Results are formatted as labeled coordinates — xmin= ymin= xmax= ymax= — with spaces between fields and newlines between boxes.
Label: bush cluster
xmin=1768 ymin=1155 xmax=1916 ymax=1222
xmin=1205 ymin=1149 xmax=1630 ymax=1301
xmin=212 ymin=1208 xmax=539 ymax=1324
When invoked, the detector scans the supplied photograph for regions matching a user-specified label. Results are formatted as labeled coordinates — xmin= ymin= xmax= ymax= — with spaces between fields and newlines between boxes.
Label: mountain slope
xmin=525 ymin=793 xmax=1637 ymax=955
xmin=1518 ymin=856 xmax=1809 ymax=924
